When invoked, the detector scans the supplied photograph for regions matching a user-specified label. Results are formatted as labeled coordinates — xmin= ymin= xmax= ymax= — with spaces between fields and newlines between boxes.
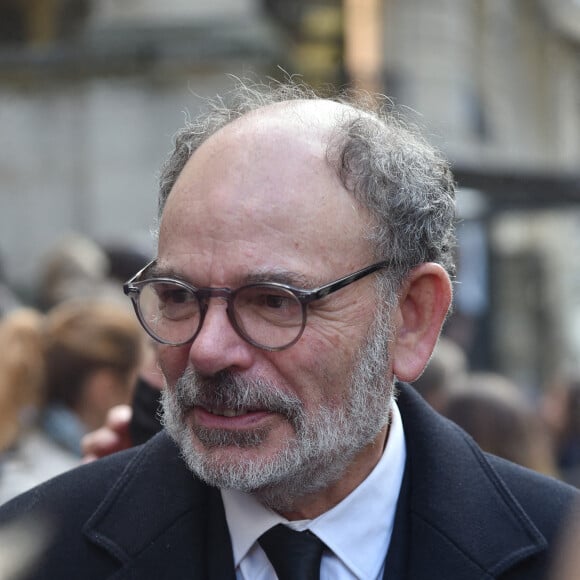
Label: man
xmin=0 ymin=79 xmax=577 ymax=579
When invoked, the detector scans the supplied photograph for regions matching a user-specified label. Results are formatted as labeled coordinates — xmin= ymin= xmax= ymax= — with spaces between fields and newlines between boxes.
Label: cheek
xmin=157 ymin=344 xmax=190 ymax=385
xmin=272 ymin=333 xmax=356 ymax=409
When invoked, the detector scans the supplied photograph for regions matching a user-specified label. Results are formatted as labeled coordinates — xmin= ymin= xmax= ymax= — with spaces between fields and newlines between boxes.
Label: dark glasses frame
xmin=123 ymin=260 xmax=391 ymax=351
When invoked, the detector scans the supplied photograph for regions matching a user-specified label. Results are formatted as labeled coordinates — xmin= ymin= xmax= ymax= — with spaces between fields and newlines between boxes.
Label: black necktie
xmin=258 ymin=524 xmax=326 ymax=580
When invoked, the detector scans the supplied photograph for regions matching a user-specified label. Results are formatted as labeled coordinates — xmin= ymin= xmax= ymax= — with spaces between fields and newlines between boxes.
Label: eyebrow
xmin=146 ymin=262 xmax=181 ymax=280
xmin=146 ymin=262 xmax=315 ymax=289
xmin=243 ymin=268 xmax=313 ymax=288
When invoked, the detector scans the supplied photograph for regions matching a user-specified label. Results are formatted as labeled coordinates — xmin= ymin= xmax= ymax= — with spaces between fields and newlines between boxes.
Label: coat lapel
xmin=387 ymin=384 xmax=548 ymax=579
xmin=82 ymin=432 xmax=235 ymax=580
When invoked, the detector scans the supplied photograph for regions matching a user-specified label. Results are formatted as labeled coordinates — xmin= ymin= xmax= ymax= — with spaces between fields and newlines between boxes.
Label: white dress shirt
xmin=222 ymin=401 xmax=407 ymax=580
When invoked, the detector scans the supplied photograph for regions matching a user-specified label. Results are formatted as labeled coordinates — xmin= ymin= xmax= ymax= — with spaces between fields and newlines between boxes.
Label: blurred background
xmin=1 ymin=0 xmax=580 ymax=395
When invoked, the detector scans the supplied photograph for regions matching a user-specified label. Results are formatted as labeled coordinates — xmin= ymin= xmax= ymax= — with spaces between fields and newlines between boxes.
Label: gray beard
xmin=162 ymin=309 xmax=395 ymax=512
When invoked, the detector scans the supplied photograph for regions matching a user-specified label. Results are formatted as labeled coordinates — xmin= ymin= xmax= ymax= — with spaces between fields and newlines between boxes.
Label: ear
xmin=392 ymin=263 xmax=452 ymax=383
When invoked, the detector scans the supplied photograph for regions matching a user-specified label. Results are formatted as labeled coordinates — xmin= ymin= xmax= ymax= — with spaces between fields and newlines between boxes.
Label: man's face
xmin=162 ymin=301 xmax=394 ymax=510
xmin=156 ymin=103 xmax=395 ymax=511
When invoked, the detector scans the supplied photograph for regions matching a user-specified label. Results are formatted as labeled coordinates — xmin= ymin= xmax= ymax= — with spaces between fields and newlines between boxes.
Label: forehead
xmin=158 ymin=101 xmax=374 ymax=280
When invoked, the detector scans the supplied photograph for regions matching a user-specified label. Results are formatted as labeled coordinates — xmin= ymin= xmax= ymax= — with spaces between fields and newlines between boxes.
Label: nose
xmin=187 ymin=298 xmax=255 ymax=376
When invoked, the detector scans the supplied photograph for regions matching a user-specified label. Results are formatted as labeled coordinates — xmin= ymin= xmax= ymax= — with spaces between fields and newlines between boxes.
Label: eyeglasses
xmin=123 ymin=260 xmax=390 ymax=351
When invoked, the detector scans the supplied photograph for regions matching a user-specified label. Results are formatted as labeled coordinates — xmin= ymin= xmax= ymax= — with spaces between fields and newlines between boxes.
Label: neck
xmin=260 ymin=422 xmax=390 ymax=520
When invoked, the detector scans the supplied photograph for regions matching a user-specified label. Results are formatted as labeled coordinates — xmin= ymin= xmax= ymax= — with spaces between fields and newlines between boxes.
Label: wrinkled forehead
xmin=158 ymin=99 xmax=375 ymax=277
xmin=163 ymin=98 xmax=365 ymax=217
xmin=197 ymin=99 xmax=354 ymax=172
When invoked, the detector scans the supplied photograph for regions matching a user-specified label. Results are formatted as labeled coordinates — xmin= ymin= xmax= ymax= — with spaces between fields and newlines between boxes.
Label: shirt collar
xmin=222 ymin=400 xmax=406 ymax=579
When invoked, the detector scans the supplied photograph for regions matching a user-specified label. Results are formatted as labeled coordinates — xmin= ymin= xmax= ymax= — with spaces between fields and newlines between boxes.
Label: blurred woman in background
xmin=0 ymin=299 xmax=144 ymax=504
xmin=443 ymin=372 xmax=559 ymax=478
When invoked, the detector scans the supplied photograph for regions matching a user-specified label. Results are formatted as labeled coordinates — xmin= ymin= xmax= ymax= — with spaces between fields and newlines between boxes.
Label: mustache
xmin=172 ymin=368 xmax=304 ymax=422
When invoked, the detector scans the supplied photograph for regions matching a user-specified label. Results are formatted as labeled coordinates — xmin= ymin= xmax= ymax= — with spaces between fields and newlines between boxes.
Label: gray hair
xmin=158 ymin=79 xmax=456 ymax=292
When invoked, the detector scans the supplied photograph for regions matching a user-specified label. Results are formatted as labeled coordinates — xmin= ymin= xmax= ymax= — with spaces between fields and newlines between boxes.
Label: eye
xmin=234 ymin=285 xmax=302 ymax=326
xmin=152 ymin=284 xmax=190 ymax=304
xmin=243 ymin=288 xmax=297 ymax=311
xmin=263 ymin=293 xmax=293 ymax=309
xmin=163 ymin=287 xmax=193 ymax=304
xmin=149 ymin=283 xmax=198 ymax=320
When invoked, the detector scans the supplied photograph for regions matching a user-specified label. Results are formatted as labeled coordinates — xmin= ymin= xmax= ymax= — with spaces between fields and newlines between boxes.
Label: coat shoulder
xmin=487 ymin=453 xmax=579 ymax=542
xmin=0 ymin=432 xmax=204 ymax=579
xmin=0 ymin=441 xmax=142 ymax=526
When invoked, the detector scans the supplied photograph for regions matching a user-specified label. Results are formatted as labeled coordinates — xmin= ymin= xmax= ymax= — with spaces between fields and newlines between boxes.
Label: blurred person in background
xmin=40 ymin=299 xmax=144 ymax=449
xmin=35 ymin=234 xmax=153 ymax=309
xmin=549 ymin=500 xmax=580 ymax=580
xmin=0 ymin=299 xmax=144 ymax=504
xmin=541 ymin=376 xmax=580 ymax=487
xmin=81 ymin=338 xmax=165 ymax=462
xmin=36 ymin=234 xmax=112 ymax=311
xmin=43 ymin=240 xmax=160 ymax=461
xmin=102 ymin=242 xmax=151 ymax=287
xmin=0 ymin=309 xmax=46 ymax=492
xmin=443 ymin=372 xmax=559 ymax=478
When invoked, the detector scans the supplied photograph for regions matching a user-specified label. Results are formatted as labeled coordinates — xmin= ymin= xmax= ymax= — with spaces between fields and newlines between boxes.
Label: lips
xmin=191 ymin=405 xmax=274 ymax=431
xmin=206 ymin=407 xmax=253 ymax=418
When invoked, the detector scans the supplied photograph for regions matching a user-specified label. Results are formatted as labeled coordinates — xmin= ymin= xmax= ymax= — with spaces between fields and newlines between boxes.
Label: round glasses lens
xmin=233 ymin=285 xmax=304 ymax=349
xmin=138 ymin=281 xmax=200 ymax=344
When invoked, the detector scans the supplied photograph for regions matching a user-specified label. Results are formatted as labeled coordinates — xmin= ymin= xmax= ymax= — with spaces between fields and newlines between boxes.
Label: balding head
xmin=158 ymin=79 xmax=457 ymax=288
